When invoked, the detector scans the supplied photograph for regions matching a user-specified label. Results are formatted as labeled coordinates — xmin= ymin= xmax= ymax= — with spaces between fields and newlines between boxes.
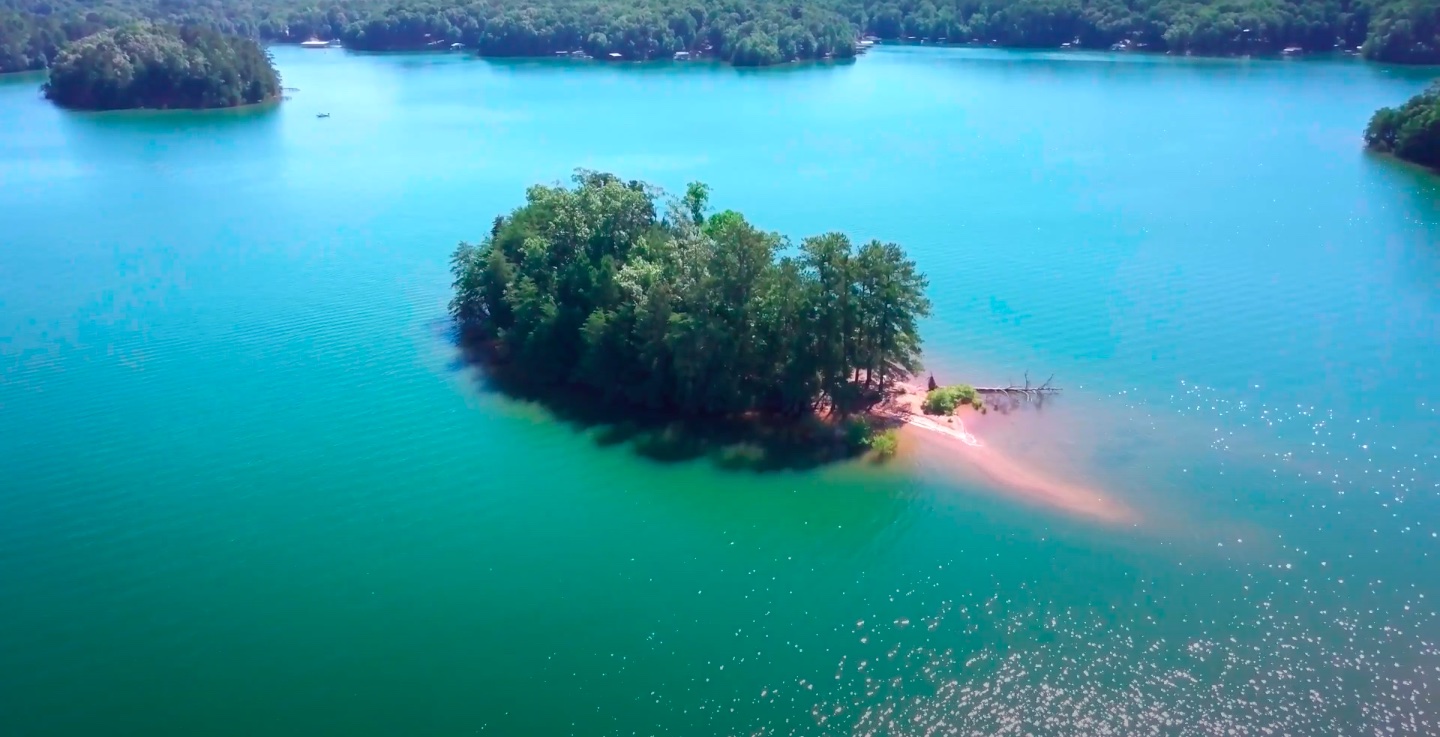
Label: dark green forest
xmin=449 ymin=172 xmax=931 ymax=421
xmin=4 ymin=0 xmax=1440 ymax=73
xmin=43 ymin=24 xmax=280 ymax=109
xmin=1366 ymin=82 xmax=1440 ymax=168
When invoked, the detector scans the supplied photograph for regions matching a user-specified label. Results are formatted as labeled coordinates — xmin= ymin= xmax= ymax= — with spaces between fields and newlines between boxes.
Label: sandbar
xmin=878 ymin=383 xmax=1135 ymax=525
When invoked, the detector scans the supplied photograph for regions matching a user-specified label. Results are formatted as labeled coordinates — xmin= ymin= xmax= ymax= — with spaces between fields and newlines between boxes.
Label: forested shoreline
xmin=42 ymin=24 xmax=280 ymax=110
xmin=4 ymin=0 xmax=1440 ymax=73
xmin=1366 ymin=82 xmax=1440 ymax=169
xmin=449 ymin=172 xmax=931 ymax=451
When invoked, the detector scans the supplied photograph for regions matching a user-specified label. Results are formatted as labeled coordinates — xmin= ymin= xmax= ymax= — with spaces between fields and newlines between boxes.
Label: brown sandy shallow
xmin=877 ymin=383 xmax=1137 ymax=526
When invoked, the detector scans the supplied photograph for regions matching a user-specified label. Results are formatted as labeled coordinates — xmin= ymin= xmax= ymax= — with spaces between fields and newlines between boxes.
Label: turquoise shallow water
xmin=1 ymin=47 xmax=1438 ymax=735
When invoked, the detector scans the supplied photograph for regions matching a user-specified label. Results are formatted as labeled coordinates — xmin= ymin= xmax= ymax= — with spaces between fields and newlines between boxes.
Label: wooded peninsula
xmin=4 ymin=0 xmax=1438 ymax=73
xmin=449 ymin=172 xmax=931 ymax=458
xmin=42 ymin=24 xmax=280 ymax=110
xmin=1366 ymin=83 xmax=1440 ymax=170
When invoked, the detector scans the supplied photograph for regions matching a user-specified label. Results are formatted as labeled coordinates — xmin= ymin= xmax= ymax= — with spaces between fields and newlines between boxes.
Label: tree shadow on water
xmin=451 ymin=337 xmax=873 ymax=473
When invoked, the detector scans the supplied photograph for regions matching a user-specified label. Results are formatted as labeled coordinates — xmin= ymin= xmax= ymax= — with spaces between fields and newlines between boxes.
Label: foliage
xmin=866 ymin=427 xmax=899 ymax=458
xmin=43 ymin=24 xmax=280 ymax=110
xmin=5 ymin=0 xmax=1440 ymax=73
xmin=845 ymin=416 xmax=874 ymax=448
xmin=1366 ymin=82 xmax=1440 ymax=169
xmin=922 ymin=383 xmax=980 ymax=415
xmin=858 ymin=0 xmax=1439 ymax=61
xmin=1363 ymin=0 xmax=1440 ymax=63
xmin=450 ymin=171 xmax=931 ymax=421
xmin=0 ymin=0 xmax=858 ymax=70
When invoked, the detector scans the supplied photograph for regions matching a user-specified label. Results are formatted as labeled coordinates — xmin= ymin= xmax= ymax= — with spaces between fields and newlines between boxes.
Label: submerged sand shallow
xmin=883 ymin=384 xmax=1135 ymax=525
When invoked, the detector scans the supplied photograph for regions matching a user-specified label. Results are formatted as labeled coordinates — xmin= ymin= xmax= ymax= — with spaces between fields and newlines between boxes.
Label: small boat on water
xmin=316 ymin=113 xmax=330 ymax=119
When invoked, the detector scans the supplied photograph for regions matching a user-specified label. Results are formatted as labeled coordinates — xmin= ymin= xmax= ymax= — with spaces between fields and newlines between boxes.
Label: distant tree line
xmin=340 ymin=0 xmax=858 ymax=64
xmin=1366 ymin=82 xmax=1440 ymax=170
xmin=856 ymin=0 xmax=1437 ymax=61
xmin=4 ymin=0 xmax=1440 ymax=73
xmin=44 ymin=24 xmax=280 ymax=110
xmin=450 ymin=172 xmax=931 ymax=418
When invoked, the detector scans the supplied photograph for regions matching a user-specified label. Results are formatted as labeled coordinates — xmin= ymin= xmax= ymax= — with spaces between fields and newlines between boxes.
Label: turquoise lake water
xmin=2 ymin=46 xmax=1438 ymax=735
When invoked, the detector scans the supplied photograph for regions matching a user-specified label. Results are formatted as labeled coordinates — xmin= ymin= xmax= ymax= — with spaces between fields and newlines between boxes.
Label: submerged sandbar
xmin=879 ymin=383 xmax=1135 ymax=525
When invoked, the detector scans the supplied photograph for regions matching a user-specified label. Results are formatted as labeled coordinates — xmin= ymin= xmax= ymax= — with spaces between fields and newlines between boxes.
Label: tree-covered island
xmin=42 ymin=24 xmax=280 ymax=110
xmin=1365 ymin=82 xmax=1440 ymax=170
xmin=449 ymin=172 xmax=932 ymax=465
xmin=4 ymin=0 xmax=1440 ymax=73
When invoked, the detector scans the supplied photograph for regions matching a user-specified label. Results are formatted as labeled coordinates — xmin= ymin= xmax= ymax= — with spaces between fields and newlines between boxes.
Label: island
xmin=1365 ymin=83 xmax=1440 ymax=171
xmin=448 ymin=171 xmax=1133 ymax=521
xmin=4 ymin=0 xmax=1440 ymax=74
xmin=43 ymin=24 xmax=280 ymax=111
xmin=449 ymin=171 xmax=931 ymax=462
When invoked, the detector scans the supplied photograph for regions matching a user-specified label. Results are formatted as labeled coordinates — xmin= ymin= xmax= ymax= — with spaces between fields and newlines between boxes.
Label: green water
xmin=2 ymin=47 xmax=1439 ymax=735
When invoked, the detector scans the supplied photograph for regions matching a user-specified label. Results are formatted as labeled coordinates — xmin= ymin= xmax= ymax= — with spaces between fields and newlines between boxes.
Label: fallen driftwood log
xmin=973 ymin=372 xmax=1060 ymax=399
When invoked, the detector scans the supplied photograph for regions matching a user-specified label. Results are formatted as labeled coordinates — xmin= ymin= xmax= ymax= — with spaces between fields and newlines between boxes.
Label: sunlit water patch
xmin=801 ymin=590 xmax=1438 ymax=736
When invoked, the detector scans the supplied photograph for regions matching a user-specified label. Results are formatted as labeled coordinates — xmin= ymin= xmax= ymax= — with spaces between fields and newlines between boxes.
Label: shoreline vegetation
xmin=42 ymin=24 xmax=280 ymax=110
xmin=1366 ymin=82 xmax=1440 ymax=171
xmin=4 ymin=0 xmax=1439 ymax=74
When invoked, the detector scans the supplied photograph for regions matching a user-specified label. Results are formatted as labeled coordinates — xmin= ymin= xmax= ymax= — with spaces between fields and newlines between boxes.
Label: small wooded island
xmin=43 ymin=25 xmax=280 ymax=111
xmin=1366 ymin=83 xmax=1440 ymax=170
xmin=450 ymin=172 xmax=935 ymax=464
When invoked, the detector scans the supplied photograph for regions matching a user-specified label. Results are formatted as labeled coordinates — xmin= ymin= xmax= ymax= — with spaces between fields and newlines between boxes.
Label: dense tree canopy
xmin=1366 ymin=82 xmax=1440 ymax=169
xmin=43 ymin=24 xmax=281 ymax=109
xmin=3 ymin=0 xmax=1440 ymax=73
xmin=450 ymin=172 xmax=932 ymax=419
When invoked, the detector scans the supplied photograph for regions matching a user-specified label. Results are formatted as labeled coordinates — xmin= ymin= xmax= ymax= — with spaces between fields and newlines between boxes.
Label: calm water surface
xmin=1 ymin=47 xmax=1438 ymax=735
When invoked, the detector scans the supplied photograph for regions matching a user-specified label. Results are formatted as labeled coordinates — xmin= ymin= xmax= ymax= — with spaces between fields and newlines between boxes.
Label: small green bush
xmin=844 ymin=416 xmax=872 ymax=449
xmin=867 ymin=428 xmax=899 ymax=459
xmin=922 ymin=384 xmax=978 ymax=415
